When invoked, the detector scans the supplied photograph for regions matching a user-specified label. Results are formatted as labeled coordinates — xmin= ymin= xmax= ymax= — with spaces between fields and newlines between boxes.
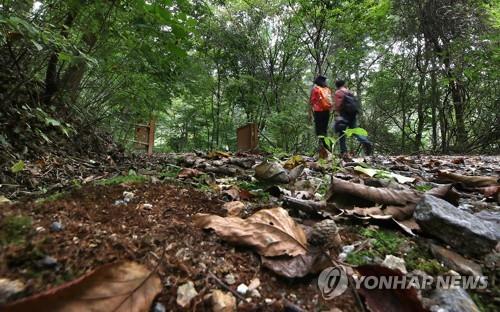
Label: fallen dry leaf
xmin=177 ymin=168 xmax=203 ymax=179
xmin=193 ymin=207 xmax=307 ymax=257
xmin=356 ymin=265 xmax=428 ymax=312
xmin=327 ymin=177 xmax=420 ymax=208
xmin=3 ymin=261 xmax=161 ymax=312
xmin=436 ymin=171 xmax=498 ymax=187
xmin=222 ymin=201 xmax=245 ymax=216
xmin=261 ymin=247 xmax=330 ymax=278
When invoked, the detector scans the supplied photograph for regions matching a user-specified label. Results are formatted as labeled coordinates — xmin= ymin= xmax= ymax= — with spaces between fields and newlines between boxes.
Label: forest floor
xmin=0 ymin=152 xmax=499 ymax=311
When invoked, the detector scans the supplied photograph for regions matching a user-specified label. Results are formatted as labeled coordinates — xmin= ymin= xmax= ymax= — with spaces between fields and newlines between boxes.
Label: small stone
xmin=382 ymin=255 xmax=407 ymax=274
xmin=113 ymin=199 xmax=126 ymax=206
xmin=264 ymin=298 xmax=274 ymax=305
xmin=35 ymin=226 xmax=45 ymax=233
xmin=50 ymin=221 xmax=64 ymax=232
xmin=39 ymin=256 xmax=58 ymax=268
xmin=250 ymin=289 xmax=261 ymax=298
xmin=152 ymin=302 xmax=166 ymax=312
xmin=0 ymin=278 xmax=25 ymax=303
xmin=212 ymin=290 xmax=236 ymax=312
xmin=224 ymin=273 xmax=236 ymax=285
xmin=123 ymin=191 xmax=135 ymax=202
xmin=289 ymin=293 xmax=297 ymax=300
xmin=176 ymin=281 xmax=198 ymax=308
xmin=342 ymin=245 xmax=355 ymax=254
xmin=248 ymin=278 xmax=260 ymax=291
xmin=236 ymin=283 xmax=248 ymax=295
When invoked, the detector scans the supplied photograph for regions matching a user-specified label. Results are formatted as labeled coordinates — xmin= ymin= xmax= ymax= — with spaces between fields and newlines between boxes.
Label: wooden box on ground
xmin=237 ymin=123 xmax=258 ymax=152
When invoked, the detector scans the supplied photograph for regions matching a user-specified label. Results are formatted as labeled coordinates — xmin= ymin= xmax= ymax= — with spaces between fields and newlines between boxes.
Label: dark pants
xmin=314 ymin=111 xmax=330 ymax=149
xmin=334 ymin=114 xmax=371 ymax=154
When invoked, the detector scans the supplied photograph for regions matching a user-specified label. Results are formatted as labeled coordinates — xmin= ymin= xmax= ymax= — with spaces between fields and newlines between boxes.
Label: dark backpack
xmin=342 ymin=91 xmax=359 ymax=116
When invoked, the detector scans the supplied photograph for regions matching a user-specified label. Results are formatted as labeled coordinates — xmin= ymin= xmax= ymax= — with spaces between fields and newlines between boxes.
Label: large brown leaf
xmin=436 ymin=171 xmax=499 ymax=187
xmin=356 ymin=265 xmax=428 ymax=312
xmin=260 ymin=247 xmax=330 ymax=278
xmin=193 ymin=207 xmax=307 ymax=257
xmin=326 ymin=177 xmax=420 ymax=208
xmin=3 ymin=262 xmax=161 ymax=312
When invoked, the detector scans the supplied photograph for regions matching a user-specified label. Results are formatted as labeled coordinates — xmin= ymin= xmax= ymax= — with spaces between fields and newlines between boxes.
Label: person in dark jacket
xmin=333 ymin=79 xmax=373 ymax=159
xmin=309 ymin=75 xmax=333 ymax=159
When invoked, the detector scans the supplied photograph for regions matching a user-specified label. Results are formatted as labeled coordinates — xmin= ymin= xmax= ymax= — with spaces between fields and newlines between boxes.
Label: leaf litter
xmin=0 ymin=153 xmax=499 ymax=311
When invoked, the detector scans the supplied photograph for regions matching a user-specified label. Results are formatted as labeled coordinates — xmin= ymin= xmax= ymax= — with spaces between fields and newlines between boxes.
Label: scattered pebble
xmin=248 ymin=278 xmax=260 ymax=291
xmin=35 ymin=226 xmax=45 ymax=233
xmin=264 ymin=298 xmax=274 ymax=305
xmin=250 ymin=289 xmax=261 ymax=298
xmin=141 ymin=203 xmax=153 ymax=210
xmin=382 ymin=255 xmax=407 ymax=274
xmin=212 ymin=290 xmax=236 ymax=312
xmin=176 ymin=281 xmax=198 ymax=308
xmin=224 ymin=273 xmax=236 ymax=285
xmin=123 ymin=191 xmax=135 ymax=202
xmin=50 ymin=221 xmax=64 ymax=232
xmin=113 ymin=199 xmax=126 ymax=206
xmin=236 ymin=283 xmax=248 ymax=295
xmin=39 ymin=256 xmax=58 ymax=268
xmin=152 ymin=302 xmax=166 ymax=312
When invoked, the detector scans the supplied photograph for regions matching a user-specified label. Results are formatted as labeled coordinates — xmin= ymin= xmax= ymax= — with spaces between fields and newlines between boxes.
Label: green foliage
xmin=415 ymin=184 xmax=434 ymax=192
xmin=10 ymin=160 xmax=25 ymax=173
xmin=0 ymin=215 xmax=32 ymax=246
xmin=95 ymin=175 xmax=147 ymax=186
xmin=345 ymin=127 xmax=368 ymax=138
xmin=405 ymin=245 xmax=446 ymax=275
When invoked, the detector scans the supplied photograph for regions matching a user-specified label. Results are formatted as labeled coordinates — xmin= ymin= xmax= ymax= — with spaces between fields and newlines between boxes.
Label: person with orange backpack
xmin=309 ymin=75 xmax=333 ymax=159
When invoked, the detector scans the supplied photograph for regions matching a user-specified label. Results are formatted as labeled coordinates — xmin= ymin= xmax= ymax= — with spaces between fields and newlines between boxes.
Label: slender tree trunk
xmin=430 ymin=66 xmax=438 ymax=151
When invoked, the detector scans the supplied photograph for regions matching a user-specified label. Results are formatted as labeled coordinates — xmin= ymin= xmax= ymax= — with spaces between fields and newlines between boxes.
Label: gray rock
xmin=50 ymin=221 xmax=64 ymax=232
xmin=415 ymin=195 xmax=499 ymax=256
xmin=427 ymin=288 xmax=479 ymax=312
xmin=254 ymin=161 xmax=289 ymax=184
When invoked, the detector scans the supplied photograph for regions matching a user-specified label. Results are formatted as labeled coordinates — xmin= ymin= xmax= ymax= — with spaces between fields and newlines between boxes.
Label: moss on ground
xmin=95 ymin=174 xmax=147 ymax=186
xmin=0 ymin=215 xmax=32 ymax=246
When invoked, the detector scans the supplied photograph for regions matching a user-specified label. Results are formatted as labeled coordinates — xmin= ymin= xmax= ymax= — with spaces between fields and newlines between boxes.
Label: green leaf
xmin=11 ymin=160 xmax=25 ymax=173
xmin=345 ymin=127 xmax=368 ymax=138
xmin=45 ymin=117 xmax=61 ymax=127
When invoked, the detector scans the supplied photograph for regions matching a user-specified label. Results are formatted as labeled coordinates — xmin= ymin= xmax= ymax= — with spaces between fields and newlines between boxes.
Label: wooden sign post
xmin=237 ymin=123 xmax=258 ymax=152
xmin=134 ymin=119 xmax=156 ymax=155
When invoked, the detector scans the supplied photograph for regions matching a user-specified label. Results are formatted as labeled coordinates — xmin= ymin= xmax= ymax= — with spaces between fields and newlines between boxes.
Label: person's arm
xmin=308 ymin=87 xmax=318 ymax=123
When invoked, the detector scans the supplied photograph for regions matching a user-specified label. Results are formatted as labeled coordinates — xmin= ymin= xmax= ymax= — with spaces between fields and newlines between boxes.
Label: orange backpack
xmin=317 ymin=86 xmax=332 ymax=111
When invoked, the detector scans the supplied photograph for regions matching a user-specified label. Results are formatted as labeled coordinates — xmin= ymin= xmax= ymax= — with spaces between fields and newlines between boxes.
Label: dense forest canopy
xmin=1 ymin=0 xmax=499 ymax=160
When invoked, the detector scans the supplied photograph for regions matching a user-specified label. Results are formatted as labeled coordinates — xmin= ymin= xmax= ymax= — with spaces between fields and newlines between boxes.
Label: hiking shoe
xmin=319 ymin=147 xmax=329 ymax=160
xmin=340 ymin=152 xmax=352 ymax=162
xmin=362 ymin=142 xmax=373 ymax=156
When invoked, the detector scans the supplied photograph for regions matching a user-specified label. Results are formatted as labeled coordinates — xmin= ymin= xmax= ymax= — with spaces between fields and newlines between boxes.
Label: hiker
xmin=333 ymin=79 xmax=373 ymax=158
xmin=309 ymin=75 xmax=333 ymax=159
